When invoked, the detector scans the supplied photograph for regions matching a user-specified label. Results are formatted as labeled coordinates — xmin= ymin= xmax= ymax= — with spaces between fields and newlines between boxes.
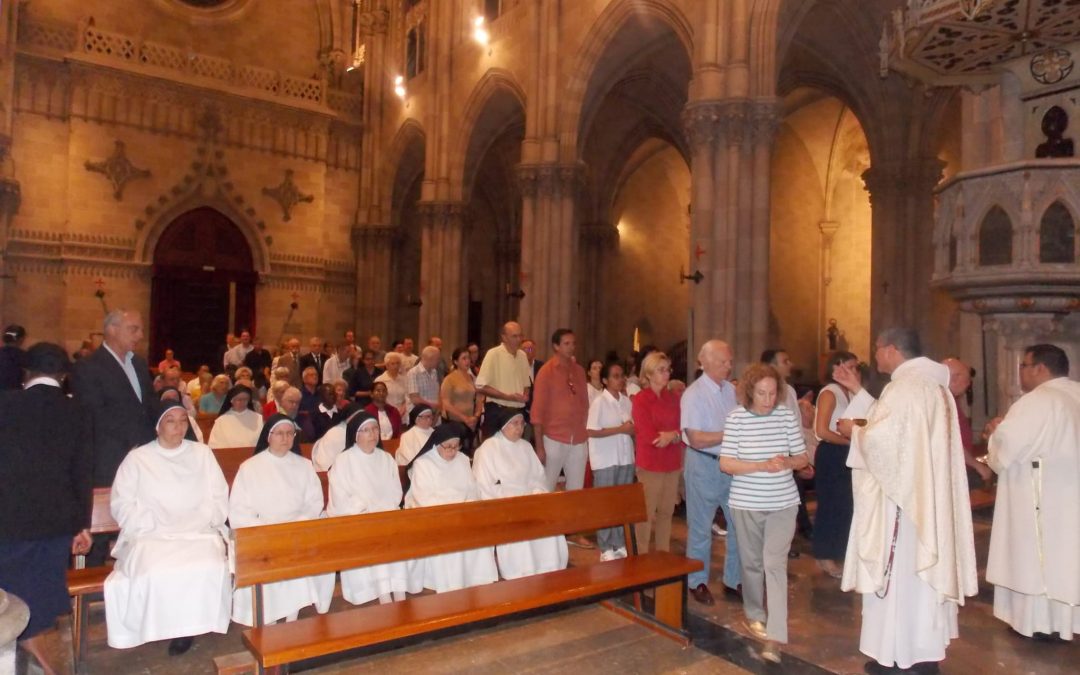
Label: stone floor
xmin=21 ymin=501 xmax=1080 ymax=675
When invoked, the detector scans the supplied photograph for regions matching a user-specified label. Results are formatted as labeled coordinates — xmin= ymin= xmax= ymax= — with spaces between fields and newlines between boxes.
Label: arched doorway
xmin=151 ymin=207 xmax=257 ymax=372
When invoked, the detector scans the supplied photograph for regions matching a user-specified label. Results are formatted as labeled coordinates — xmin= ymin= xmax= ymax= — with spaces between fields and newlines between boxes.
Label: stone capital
xmin=416 ymin=201 xmax=468 ymax=231
xmin=861 ymin=157 xmax=945 ymax=204
xmin=351 ymin=223 xmax=397 ymax=248
xmin=357 ymin=8 xmax=390 ymax=36
xmin=516 ymin=163 xmax=584 ymax=199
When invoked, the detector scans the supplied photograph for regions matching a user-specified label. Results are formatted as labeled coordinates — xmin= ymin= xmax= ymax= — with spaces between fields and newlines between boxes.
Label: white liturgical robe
xmin=208 ymin=409 xmax=263 ymax=449
xmin=328 ymin=446 xmax=416 ymax=603
xmin=396 ymin=425 xmax=434 ymax=467
xmin=841 ymin=357 xmax=978 ymax=669
xmin=472 ymin=433 xmax=568 ymax=580
xmin=987 ymin=376 xmax=1080 ymax=639
xmin=311 ymin=420 xmax=347 ymax=471
xmin=104 ymin=440 xmax=231 ymax=648
xmin=229 ymin=450 xmax=335 ymax=626
xmin=404 ymin=450 xmax=499 ymax=592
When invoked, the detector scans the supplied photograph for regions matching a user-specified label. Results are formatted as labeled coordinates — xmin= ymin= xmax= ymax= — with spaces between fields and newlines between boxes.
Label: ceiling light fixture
xmin=394 ymin=75 xmax=406 ymax=99
xmin=473 ymin=16 xmax=490 ymax=47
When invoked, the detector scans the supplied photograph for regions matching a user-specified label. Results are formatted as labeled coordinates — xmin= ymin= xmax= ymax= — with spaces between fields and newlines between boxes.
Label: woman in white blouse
xmin=586 ymin=362 xmax=636 ymax=560
xmin=104 ymin=401 xmax=230 ymax=655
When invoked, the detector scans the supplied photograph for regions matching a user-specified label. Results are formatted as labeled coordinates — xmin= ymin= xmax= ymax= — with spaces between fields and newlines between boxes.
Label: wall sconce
xmin=473 ymin=17 xmax=490 ymax=47
xmin=406 ymin=294 xmax=423 ymax=308
xmin=679 ymin=266 xmax=704 ymax=285
xmin=394 ymin=75 xmax=406 ymax=99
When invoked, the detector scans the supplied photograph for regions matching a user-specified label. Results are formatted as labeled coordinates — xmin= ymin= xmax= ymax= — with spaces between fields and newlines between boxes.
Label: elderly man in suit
xmin=72 ymin=308 xmax=156 ymax=565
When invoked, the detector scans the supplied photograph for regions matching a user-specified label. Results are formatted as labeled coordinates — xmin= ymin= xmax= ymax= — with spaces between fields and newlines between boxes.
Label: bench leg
xmin=653 ymin=579 xmax=685 ymax=631
xmin=71 ymin=594 xmax=89 ymax=669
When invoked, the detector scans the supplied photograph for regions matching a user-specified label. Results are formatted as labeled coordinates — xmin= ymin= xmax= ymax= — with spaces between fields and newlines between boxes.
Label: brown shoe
xmin=690 ymin=583 xmax=715 ymax=606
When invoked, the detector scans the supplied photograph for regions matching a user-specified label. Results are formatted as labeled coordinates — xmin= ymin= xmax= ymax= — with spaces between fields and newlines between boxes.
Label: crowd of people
xmin=0 ymin=311 xmax=1077 ymax=675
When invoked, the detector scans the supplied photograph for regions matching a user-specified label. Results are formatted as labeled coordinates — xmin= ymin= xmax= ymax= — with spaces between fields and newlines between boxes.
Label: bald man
xmin=943 ymin=357 xmax=992 ymax=487
xmin=681 ymin=340 xmax=741 ymax=606
xmin=476 ymin=321 xmax=533 ymax=436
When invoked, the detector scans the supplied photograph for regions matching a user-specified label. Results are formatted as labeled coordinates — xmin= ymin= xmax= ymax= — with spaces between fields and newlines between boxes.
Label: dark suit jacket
xmin=276 ymin=351 xmax=302 ymax=388
xmin=73 ymin=346 xmax=156 ymax=487
xmin=0 ymin=384 xmax=93 ymax=539
xmin=299 ymin=352 xmax=327 ymax=385
xmin=0 ymin=345 xmax=24 ymax=390
xmin=311 ymin=408 xmax=339 ymax=441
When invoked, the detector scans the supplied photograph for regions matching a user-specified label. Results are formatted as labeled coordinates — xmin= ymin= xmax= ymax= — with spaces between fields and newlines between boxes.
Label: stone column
xmin=495 ymin=237 xmax=522 ymax=325
xmin=352 ymin=223 xmax=396 ymax=341
xmin=0 ymin=589 xmax=29 ymax=675
xmin=355 ymin=2 xmax=390 ymax=226
xmin=0 ymin=139 xmax=20 ymax=327
xmin=517 ymin=163 xmax=582 ymax=354
xmin=862 ymin=157 xmax=944 ymax=340
xmin=682 ymin=102 xmax=722 ymax=366
xmin=578 ymin=221 xmax=618 ymax=356
xmin=416 ymin=201 xmax=467 ymax=347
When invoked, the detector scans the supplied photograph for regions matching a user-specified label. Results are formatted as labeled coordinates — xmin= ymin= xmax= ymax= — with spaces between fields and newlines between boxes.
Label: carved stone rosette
xmin=85 ymin=140 xmax=151 ymax=201
xmin=262 ymin=169 xmax=314 ymax=222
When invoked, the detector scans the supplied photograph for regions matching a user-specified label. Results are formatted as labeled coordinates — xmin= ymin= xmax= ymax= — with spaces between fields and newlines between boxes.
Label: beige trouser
xmin=634 ymin=467 xmax=682 ymax=553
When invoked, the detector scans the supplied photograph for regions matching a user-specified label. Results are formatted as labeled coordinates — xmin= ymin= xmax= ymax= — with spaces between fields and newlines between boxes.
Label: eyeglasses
xmin=441 ymin=442 xmax=462 ymax=451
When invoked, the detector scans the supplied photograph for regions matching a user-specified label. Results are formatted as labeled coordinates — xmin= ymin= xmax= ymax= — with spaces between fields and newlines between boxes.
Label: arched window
xmin=978 ymin=206 xmax=1012 ymax=266
xmin=1039 ymin=201 xmax=1076 ymax=263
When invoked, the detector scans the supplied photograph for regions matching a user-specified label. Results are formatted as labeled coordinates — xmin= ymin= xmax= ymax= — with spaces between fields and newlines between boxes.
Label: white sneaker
xmin=614 ymin=547 xmax=628 ymax=559
xmin=712 ymin=523 xmax=727 ymax=537
xmin=600 ymin=549 xmax=618 ymax=562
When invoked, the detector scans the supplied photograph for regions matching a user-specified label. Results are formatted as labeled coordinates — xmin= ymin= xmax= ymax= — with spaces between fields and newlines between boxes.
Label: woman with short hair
xmin=719 ymin=363 xmax=808 ymax=664
xmin=587 ymin=362 xmax=635 ymax=561
xmin=365 ymin=381 xmax=402 ymax=441
xmin=198 ymin=374 xmax=231 ymax=414
xmin=104 ymin=401 xmax=230 ymax=655
xmin=374 ymin=352 xmax=408 ymax=416
xmin=630 ymin=351 xmax=683 ymax=553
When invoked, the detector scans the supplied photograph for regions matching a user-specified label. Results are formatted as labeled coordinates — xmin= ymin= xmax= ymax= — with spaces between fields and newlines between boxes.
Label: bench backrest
xmin=89 ymin=487 xmax=118 ymax=534
xmin=195 ymin=413 xmax=217 ymax=442
xmin=213 ymin=446 xmax=255 ymax=486
xmin=233 ymin=482 xmax=646 ymax=588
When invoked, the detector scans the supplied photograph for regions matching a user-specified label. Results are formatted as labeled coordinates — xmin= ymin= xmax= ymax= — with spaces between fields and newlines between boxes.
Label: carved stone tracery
xmin=262 ymin=169 xmax=314 ymax=222
xmin=85 ymin=140 xmax=151 ymax=201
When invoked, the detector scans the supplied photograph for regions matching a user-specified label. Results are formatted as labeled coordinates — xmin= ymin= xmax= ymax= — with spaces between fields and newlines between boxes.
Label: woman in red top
xmin=631 ymin=351 xmax=683 ymax=552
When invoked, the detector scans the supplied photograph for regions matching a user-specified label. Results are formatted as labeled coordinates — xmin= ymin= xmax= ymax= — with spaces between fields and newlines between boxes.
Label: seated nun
xmin=472 ymin=408 xmax=568 ymax=579
xmin=327 ymin=412 xmax=417 ymax=603
xmin=311 ymin=405 xmax=359 ymax=471
xmin=104 ymin=401 xmax=230 ymax=655
xmin=208 ymin=384 xmax=262 ymax=449
xmin=229 ymin=414 xmax=334 ymax=625
xmin=396 ymin=404 xmax=436 ymax=467
xmin=404 ymin=422 xmax=498 ymax=592
xmin=158 ymin=386 xmax=204 ymax=443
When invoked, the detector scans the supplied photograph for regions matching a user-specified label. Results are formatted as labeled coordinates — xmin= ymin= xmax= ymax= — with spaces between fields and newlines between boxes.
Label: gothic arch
xmin=383 ymin=118 xmax=427 ymax=219
xmin=135 ymin=191 xmax=270 ymax=276
xmin=452 ymin=68 xmax=527 ymax=200
xmin=558 ymin=0 xmax=694 ymax=161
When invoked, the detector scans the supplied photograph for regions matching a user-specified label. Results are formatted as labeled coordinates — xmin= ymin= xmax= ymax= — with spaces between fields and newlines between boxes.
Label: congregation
xmin=0 ymin=310 xmax=1077 ymax=675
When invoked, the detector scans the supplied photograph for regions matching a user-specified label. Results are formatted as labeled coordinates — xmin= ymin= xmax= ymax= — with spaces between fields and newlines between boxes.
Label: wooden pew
xmin=70 ymin=448 xmax=331 ymax=666
xmin=196 ymin=413 xmax=218 ymax=442
xmin=234 ymin=483 xmax=701 ymax=674
xmin=67 ymin=488 xmax=119 ymax=669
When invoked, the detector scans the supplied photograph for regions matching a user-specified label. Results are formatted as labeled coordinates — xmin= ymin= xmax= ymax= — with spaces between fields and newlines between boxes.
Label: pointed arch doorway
xmin=150 ymin=207 xmax=257 ymax=371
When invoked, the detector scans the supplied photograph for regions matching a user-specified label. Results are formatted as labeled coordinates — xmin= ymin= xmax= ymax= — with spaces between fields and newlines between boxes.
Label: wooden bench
xmin=233 ymin=483 xmax=701 ymax=674
xmin=68 ymin=487 xmax=118 ymax=670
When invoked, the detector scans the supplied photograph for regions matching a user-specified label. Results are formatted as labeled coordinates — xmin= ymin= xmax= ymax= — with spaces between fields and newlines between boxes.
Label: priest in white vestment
xmin=986 ymin=343 xmax=1080 ymax=641
xmin=472 ymin=408 xmax=568 ymax=580
xmin=327 ymin=413 xmax=416 ymax=603
xmin=396 ymin=404 xmax=436 ymax=467
xmin=404 ymin=421 xmax=498 ymax=592
xmin=208 ymin=384 xmax=262 ymax=449
xmin=229 ymin=414 xmax=335 ymax=626
xmin=834 ymin=328 xmax=977 ymax=673
xmin=104 ymin=401 xmax=231 ymax=655
xmin=311 ymin=405 xmax=361 ymax=471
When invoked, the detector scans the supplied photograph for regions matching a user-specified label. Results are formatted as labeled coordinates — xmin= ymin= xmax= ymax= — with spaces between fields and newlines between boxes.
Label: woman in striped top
xmin=719 ymin=363 xmax=808 ymax=664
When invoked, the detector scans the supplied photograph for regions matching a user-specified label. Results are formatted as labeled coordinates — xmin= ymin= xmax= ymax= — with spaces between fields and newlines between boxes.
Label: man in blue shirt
xmin=681 ymin=339 xmax=741 ymax=605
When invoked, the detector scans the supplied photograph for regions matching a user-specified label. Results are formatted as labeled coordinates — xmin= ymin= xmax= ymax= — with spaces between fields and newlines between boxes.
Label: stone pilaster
xmin=578 ymin=221 xmax=618 ymax=356
xmin=352 ymin=222 xmax=396 ymax=341
xmin=416 ymin=201 xmax=467 ymax=348
xmin=682 ymin=98 xmax=778 ymax=371
xmin=517 ymin=163 xmax=583 ymax=355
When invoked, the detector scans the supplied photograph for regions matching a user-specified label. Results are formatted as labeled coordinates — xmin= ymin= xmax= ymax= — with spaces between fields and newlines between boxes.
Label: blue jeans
xmin=684 ymin=448 xmax=741 ymax=589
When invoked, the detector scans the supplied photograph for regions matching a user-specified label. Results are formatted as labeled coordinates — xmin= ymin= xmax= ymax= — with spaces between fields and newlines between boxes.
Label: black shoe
xmin=910 ymin=662 xmax=940 ymax=674
xmin=167 ymin=636 xmax=194 ymax=656
xmin=863 ymin=661 xmax=898 ymax=675
xmin=788 ymin=549 xmax=801 ymax=559
xmin=722 ymin=584 xmax=742 ymax=600
xmin=690 ymin=583 xmax=715 ymax=606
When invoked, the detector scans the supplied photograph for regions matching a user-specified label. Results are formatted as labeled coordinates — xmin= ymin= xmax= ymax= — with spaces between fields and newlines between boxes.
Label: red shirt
xmin=632 ymin=387 xmax=684 ymax=472
xmin=530 ymin=357 xmax=589 ymax=444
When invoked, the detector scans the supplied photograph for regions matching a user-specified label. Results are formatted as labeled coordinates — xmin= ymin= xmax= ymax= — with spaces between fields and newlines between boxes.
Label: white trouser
xmin=542 ymin=437 xmax=588 ymax=492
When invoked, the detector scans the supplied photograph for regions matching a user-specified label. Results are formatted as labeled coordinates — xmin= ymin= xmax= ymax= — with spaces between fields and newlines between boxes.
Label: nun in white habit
xmin=472 ymin=408 xmax=568 ymax=579
xmin=396 ymin=404 xmax=436 ymax=467
xmin=208 ymin=384 xmax=262 ymax=449
xmin=104 ymin=401 xmax=231 ymax=655
xmin=328 ymin=412 xmax=417 ymax=603
xmin=229 ymin=413 xmax=335 ymax=626
xmin=311 ymin=405 xmax=360 ymax=471
xmin=404 ymin=422 xmax=498 ymax=592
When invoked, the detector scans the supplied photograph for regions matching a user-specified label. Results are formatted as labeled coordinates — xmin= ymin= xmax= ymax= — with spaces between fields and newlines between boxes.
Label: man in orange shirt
xmin=531 ymin=328 xmax=592 ymax=548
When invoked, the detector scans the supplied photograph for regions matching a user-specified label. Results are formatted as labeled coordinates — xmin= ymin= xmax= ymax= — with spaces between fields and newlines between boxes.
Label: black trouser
xmin=84 ymin=532 xmax=117 ymax=567
xmin=812 ymin=441 xmax=854 ymax=561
